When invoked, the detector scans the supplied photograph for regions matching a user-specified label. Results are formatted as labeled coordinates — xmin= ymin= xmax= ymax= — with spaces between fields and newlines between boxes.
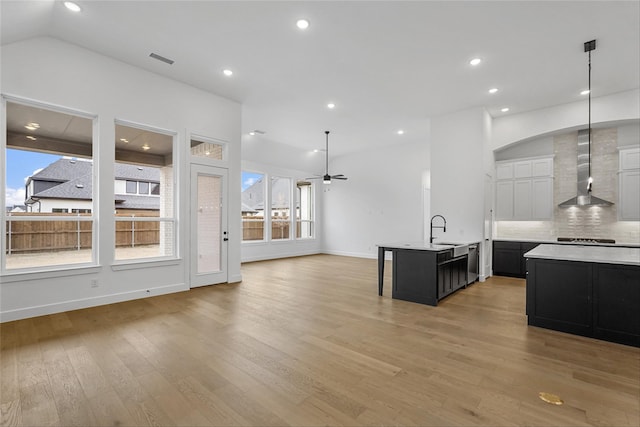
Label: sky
xmin=242 ymin=171 xmax=263 ymax=191
xmin=5 ymin=149 xmax=62 ymax=207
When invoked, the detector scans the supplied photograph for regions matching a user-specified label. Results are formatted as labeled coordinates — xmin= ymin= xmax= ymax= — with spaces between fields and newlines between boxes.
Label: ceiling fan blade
xmin=305 ymin=176 xmax=322 ymax=180
xmin=332 ymin=175 xmax=348 ymax=180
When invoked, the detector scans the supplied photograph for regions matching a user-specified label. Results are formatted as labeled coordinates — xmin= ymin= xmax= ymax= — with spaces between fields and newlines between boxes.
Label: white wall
xmin=430 ymin=107 xmax=487 ymax=244
xmin=322 ymin=140 xmax=429 ymax=258
xmin=1 ymin=37 xmax=241 ymax=321
xmin=492 ymin=89 xmax=640 ymax=150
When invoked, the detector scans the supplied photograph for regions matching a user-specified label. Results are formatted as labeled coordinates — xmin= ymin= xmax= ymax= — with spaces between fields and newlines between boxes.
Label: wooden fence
xmin=242 ymin=217 xmax=310 ymax=240
xmin=5 ymin=212 xmax=159 ymax=254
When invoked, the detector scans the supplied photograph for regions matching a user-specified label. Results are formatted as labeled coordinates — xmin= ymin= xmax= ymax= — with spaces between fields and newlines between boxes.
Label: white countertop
xmin=524 ymin=244 xmax=640 ymax=266
xmin=378 ymin=241 xmax=480 ymax=251
xmin=378 ymin=242 xmax=454 ymax=251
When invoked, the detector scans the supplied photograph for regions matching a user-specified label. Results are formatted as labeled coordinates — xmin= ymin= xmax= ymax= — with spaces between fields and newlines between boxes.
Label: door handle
xmin=223 ymin=231 xmax=228 ymax=242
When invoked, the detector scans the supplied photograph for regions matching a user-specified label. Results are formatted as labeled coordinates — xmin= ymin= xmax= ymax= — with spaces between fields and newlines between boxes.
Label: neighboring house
xmin=241 ymin=176 xmax=294 ymax=217
xmin=6 ymin=205 xmax=26 ymax=213
xmin=24 ymin=157 xmax=160 ymax=213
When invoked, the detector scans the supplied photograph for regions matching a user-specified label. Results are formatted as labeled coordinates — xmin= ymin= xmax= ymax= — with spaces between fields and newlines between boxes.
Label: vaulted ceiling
xmin=2 ymin=1 xmax=639 ymax=156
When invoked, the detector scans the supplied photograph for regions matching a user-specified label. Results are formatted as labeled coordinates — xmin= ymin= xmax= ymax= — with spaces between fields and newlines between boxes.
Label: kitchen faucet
xmin=430 ymin=215 xmax=447 ymax=243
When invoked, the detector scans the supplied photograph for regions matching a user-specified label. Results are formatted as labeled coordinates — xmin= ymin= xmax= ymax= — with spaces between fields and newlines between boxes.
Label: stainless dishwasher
xmin=467 ymin=243 xmax=479 ymax=284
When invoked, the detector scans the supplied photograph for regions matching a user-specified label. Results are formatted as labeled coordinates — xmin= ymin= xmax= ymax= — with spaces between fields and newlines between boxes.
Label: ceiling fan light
xmin=323 ymin=174 xmax=331 ymax=184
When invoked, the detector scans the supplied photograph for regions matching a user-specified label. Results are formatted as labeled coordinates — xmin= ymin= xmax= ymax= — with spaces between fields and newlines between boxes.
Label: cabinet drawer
xmin=493 ymin=241 xmax=521 ymax=251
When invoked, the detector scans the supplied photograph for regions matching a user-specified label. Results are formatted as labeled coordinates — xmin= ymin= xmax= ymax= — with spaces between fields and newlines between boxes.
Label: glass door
xmin=190 ymin=164 xmax=228 ymax=287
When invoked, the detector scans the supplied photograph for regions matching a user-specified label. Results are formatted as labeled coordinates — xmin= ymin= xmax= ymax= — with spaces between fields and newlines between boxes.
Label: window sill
xmin=111 ymin=257 xmax=182 ymax=271
xmin=1 ymin=264 xmax=102 ymax=283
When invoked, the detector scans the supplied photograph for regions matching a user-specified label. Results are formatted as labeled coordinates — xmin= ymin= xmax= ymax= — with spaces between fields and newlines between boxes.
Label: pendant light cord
xmin=588 ymin=49 xmax=592 ymax=192
xmin=325 ymin=131 xmax=329 ymax=175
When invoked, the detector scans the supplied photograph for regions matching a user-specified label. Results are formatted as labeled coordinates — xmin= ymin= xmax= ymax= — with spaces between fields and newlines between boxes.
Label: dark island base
xmin=526 ymin=257 xmax=640 ymax=348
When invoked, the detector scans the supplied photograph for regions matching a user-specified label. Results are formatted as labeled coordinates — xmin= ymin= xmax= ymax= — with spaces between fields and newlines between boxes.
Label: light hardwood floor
xmin=1 ymin=254 xmax=638 ymax=426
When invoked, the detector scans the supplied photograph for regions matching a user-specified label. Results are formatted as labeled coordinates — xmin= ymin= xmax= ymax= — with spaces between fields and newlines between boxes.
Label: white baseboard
xmin=321 ymin=249 xmax=378 ymax=259
xmin=228 ymin=273 xmax=242 ymax=283
xmin=241 ymin=249 xmax=321 ymax=263
xmin=0 ymin=283 xmax=188 ymax=323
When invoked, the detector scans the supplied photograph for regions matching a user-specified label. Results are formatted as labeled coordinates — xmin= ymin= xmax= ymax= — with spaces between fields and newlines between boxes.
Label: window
xmin=114 ymin=122 xmax=175 ymax=261
xmin=191 ymin=137 xmax=225 ymax=160
xmin=138 ymin=181 xmax=149 ymax=195
xmin=271 ymin=176 xmax=291 ymax=240
xmin=126 ymin=180 xmax=137 ymax=194
xmin=296 ymin=181 xmax=314 ymax=239
xmin=241 ymin=171 xmax=265 ymax=241
xmin=3 ymin=99 xmax=95 ymax=271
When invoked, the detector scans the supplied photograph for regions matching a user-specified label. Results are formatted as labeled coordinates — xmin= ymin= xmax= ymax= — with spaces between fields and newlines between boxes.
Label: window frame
xmin=270 ymin=175 xmax=293 ymax=241
xmin=2 ymin=95 xmax=98 ymax=274
xmin=296 ymin=180 xmax=315 ymax=240
xmin=113 ymin=119 xmax=178 ymax=264
xmin=241 ymin=169 xmax=267 ymax=243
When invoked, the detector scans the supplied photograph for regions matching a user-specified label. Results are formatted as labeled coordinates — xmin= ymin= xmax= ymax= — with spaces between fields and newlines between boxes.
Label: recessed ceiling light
xmin=489 ymin=88 xmax=498 ymax=94
xmin=296 ymin=19 xmax=310 ymax=30
xmin=397 ymin=130 xmax=405 ymax=135
xmin=327 ymin=103 xmax=335 ymax=109
xmin=469 ymin=58 xmax=482 ymax=66
xmin=64 ymin=1 xmax=81 ymax=12
xmin=142 ymin=144 xmax=151 ymax=151
xmin=580 ymin=89 xmax=590 ymax=95
xmin=26 ymin=136 xmax=37 ymax=141
xmin=119 ymin=138 xmax=129 ymax=143
xmin=501 ymin=107 xmax=510 ymax=113
xmin=223 ymin=69 xmax=233 ymax=77
xmin=24 ymin=122 xmax=40 ymax=131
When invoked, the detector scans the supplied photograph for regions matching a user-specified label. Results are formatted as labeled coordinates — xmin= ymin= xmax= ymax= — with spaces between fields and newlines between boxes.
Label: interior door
xmin=190 ymin=164 xmax=228 ymax=287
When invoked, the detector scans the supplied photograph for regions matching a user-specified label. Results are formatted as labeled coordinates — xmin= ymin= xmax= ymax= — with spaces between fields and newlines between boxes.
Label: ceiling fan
xmin=308 ymin=131 xmax=348 ymax=184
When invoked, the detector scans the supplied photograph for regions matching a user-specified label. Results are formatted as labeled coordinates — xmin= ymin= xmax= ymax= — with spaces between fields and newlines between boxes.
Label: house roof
xmin=34 ymin=176 xmax=92 ymax=200
xmin=114 ymin=163 xmax=160 ymax=182
xmin=28 ymin=158 xmax=161 ymax=210
xmin=114 ymin=195 xmax=161 ymax=210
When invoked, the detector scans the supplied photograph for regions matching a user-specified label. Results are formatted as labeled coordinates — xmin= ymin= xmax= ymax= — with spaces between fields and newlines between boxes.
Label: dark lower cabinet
xmin=594 ymin=265 xmax=640 ymax=345
xmin=437 ymin=256 xmax=468 ymax=299
xmin=493 ymin=241 xmax=539 ymax=278
xmin=526 ymin=257 xmax=639 ymax=347
xmin=526 ymin=259 xmax=592 ymax=336
xmin=392 ymin=248 xmax=468 ymax=306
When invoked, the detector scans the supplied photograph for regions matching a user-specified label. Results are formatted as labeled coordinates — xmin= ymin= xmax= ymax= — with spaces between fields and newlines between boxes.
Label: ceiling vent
xmin=149 ymin=53 xmax=175 ymax=65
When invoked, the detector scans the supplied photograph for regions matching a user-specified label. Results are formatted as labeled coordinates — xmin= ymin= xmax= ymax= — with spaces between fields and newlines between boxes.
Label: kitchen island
xmin=377 ymin=242 xmax=470 ymax=306
xmin=525 ymin=244 xmax=640 ymax=347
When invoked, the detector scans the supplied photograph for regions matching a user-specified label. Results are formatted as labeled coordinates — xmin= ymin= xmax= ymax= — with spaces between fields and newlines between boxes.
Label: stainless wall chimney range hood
xmin=558 ymin=39 xmax=614 ymax=208
xmin=558 ymin=129 xmax=613 ymax=207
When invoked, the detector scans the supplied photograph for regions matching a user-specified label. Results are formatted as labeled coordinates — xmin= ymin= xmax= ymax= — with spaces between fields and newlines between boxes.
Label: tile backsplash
xmin=495 ymin=127 xmax=640 ymax=244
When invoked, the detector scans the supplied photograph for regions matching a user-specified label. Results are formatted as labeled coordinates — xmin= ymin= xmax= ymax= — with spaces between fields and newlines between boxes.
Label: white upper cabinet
xmin=513 ymin=179 xmax=532 ymax=219
xmin=495 ymin=156 xmax=554 ymax=221
xmin=496 ymin=163 xmax=514 ymax=180
xmin=496 ymin=181 xmax=514 ymax=220
xmin=513 ymin=161 xmax=532 ymax=178
xmin=619 ymin=147 xmax=640 ymax=221
xmin=532 ymin=158 xmax=553 ymax=177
